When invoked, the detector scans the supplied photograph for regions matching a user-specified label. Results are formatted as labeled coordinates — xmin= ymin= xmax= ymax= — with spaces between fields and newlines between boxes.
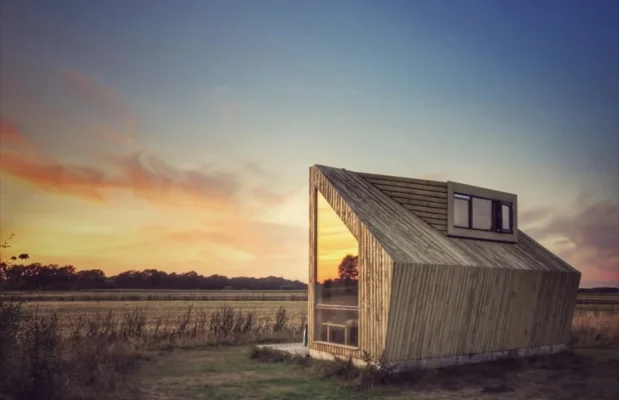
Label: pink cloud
xmin=522 ymin=200 xmax=619 ymax=286
xmin=0 ymin=119 xmax=290 ymax=212
xmin=60 ymin=69 xmax=140 ymax=134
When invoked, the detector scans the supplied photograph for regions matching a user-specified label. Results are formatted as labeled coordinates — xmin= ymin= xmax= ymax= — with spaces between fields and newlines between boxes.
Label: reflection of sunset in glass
xmin=317 ymin=192 xmax=358 ymax=283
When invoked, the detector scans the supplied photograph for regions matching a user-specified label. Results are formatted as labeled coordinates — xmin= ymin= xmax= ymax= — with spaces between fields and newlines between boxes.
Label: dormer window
xmin=447 ymin=181 xmax=518 ymax=243
xmin=453 ymin=193 xmax=513 ymax=234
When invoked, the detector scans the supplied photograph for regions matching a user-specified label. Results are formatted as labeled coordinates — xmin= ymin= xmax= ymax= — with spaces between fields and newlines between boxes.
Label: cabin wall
xmin=357 ymin=172 xmax=448 ymax=233
xmin=309 ymin=166 xmax=392 ymax=361
xmin=384 ymin=263 xmax=580 ymax=363
xmin=529 ymin=270 xmax=581 ymax=346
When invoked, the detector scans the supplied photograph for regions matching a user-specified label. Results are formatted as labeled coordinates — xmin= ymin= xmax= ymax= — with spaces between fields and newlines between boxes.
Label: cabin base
xmin=385 ymin=344 xmax=568 ymax=371
xmin=310 ymin=344 xmax=568 ymax=371
xmin=308 ymin=348 xmax=368 ymax=367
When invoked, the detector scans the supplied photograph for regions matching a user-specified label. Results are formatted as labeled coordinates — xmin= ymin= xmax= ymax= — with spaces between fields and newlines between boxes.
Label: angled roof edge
xmin=314 ymin=164 xmax=478 ymax=266
xmin=312 ymin=164 xmax=582 ymax=275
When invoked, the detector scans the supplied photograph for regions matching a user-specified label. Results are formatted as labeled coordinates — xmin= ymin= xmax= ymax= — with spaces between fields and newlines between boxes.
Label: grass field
xmin=2 ymin=291 xmax=619 ymax=399
xmin=24 ymin=300 xmax=308 ymax=320
xmin=6 ymin=290 xmax=619 ymax=306
xmin=133 ymin=345 xmax=619 ymax=400
xmin=23 ymin=300 xmax=308 ymax=334
xmin=11 ymin=291 xmax=619 ymax=336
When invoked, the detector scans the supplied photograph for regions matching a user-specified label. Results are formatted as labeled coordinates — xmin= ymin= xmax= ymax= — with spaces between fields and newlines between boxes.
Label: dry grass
xmin=571 ymin=310 xmax=619 ymax=347
xmin=22 ymin=300 xmax=307 ymax=332
xmin=2 ymin=294 xmax=617 ymax=400
xmin=0 ymin=298 xmax=305 ymax=400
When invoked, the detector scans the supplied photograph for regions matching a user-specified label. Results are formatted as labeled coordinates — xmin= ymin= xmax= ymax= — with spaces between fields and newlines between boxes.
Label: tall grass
xmin=571 ymin=311 xmax=619 ymax=347
xmin=2 ymin=295 xmax=617 ymax=400
xmin=0 ymin=298 xmax=306 ymax=400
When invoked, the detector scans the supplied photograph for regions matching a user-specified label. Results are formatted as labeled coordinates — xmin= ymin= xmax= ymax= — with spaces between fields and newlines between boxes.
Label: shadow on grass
xmin=249 ymin=346 xmax=619 ymax=399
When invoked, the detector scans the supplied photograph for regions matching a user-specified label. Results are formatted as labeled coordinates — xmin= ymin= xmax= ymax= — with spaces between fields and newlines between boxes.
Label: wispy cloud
xmin=0 ymin=120 xmax=30 ymax=149
xmin=60 ymin=69 xmax=140 ymax=134
xmin=94 ymin=126 xmax=137 ymax=146
xmin=522 ymin=200 xmax=619 ymax=286
xmin=0 ymin=119 xmax=290 ymax=213
xmin=1 ymin=66 xmax=309 ymax=279
xmin=0 ymin=113 xmax=306 ymax=278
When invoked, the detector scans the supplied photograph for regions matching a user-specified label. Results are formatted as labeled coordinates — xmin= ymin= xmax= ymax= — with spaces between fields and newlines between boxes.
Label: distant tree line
xmin=0 ymin=262 xmax=308 ymax=291
xmin=577 ymin=287 xmax=619 ymax=294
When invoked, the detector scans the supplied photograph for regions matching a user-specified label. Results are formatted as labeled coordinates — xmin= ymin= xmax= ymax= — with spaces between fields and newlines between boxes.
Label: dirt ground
xmin=133 ymin=346 xmax=619 ymax=400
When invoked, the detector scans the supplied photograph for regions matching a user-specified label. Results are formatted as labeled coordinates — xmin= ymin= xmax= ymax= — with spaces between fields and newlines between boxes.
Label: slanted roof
xmin=314 ymin=164 xmax=579 ymax=274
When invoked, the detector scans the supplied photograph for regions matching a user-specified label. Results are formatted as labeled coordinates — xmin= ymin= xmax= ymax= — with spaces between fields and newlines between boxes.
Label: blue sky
xmin=1 ymin=0 xmax=618 ymax=286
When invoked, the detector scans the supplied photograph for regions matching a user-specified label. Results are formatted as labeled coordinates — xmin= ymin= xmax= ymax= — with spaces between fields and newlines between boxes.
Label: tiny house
xmin=308 ymin=165 xmax=580 ymax=369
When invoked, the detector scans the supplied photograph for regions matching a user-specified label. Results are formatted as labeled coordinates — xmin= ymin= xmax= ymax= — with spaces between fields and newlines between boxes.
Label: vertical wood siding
xmin=529 ymin=270 xmax=581 ymax=347
xmin=309 ymin=166 xmax=393 ymax=360
xmin=385 ymin=264 xmax=580 ymax=362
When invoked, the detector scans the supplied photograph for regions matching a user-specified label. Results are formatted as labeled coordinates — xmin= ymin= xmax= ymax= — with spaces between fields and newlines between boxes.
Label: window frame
xmin=453 ymin=193 xmax=472 ymax=229
xmin=447 ymin=181 xmax=518 ymax=243
xmin=312 ymin=188 xmax=360 ymax=349
xmin=498 ymin=201 xmax=514 ymax=234
xmin=453 ymin=192 xmax=513 ymax=234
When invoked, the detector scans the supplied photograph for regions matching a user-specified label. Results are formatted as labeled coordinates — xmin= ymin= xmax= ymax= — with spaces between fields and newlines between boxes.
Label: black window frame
xmin=453 ymin=192 xmax=513 ymax=234
xmin=497 ymin=201 xmax=514 ymax=234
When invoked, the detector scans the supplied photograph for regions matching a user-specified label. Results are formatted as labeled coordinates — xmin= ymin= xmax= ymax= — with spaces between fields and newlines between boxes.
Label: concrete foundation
xmin=309 ymin=344 xmax=568 ymax=371
xmin=309 ymin=349 xmax=368 ymax=367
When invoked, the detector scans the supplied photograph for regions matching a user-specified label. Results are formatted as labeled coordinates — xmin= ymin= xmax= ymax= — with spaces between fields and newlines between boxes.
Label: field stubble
xmin=19 ymin=295 xmax=619 ymax=343
xmin=24 ymin=300 xmax=307 ymax=332
xmin=2 ymin=292 xmax=619 ymax=400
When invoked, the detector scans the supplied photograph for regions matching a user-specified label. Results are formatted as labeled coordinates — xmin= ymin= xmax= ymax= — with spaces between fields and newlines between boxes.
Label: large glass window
xmin=453 ymin=194 xmax=470 ymax=228
xmin=472 ymin=197 xmax=492 ymax=230
xmin=314 ymin=192 xmax=359 ymax=347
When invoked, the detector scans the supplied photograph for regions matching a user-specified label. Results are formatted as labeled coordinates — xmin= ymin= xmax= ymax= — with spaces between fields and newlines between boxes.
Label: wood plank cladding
xmin=309 ymin=166 xmax=393 ymax=361
xmin=309 ymin=164 xmax=582 ymax=365
xmin=358 ymin=172 xmax=448 ymax=233
xmin=385 ymin=265 xmax=580 ymax=362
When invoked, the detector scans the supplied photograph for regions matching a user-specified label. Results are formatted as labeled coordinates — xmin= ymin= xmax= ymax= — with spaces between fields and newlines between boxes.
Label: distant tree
xmin=338 ymin=254 xmax=358 ymax=281
xmin=0 ymin=233 xmax=29 ymax=292
xmin=76 ymin=269 xmax=106 ymax=289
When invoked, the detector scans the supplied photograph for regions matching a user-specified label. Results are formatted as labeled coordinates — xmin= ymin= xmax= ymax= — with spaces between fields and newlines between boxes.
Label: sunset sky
xmin=1 ymin=1 xmax=617 ymax=287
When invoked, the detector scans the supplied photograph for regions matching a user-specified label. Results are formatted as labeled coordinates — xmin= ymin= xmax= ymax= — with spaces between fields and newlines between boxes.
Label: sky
xmin=0 ymin=0 xmax=617 ymax=287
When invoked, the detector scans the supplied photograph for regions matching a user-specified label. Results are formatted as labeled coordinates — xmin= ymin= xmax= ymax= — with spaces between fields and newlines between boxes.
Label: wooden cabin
xmin=308 ymin=164 xmax=581 ymax=369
